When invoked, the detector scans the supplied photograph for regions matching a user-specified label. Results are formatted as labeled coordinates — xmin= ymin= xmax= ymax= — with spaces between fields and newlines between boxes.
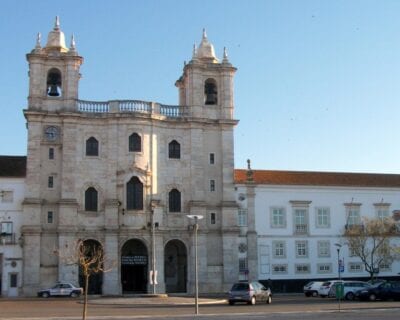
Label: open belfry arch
xmin=22 ymin=18 xmax=239 ymax=296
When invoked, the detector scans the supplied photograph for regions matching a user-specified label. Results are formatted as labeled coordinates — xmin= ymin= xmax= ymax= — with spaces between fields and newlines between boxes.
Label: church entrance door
xmin=121 ymin=239 xmax=148 ymax=293
xmin=164 ymin=240 xmax=187 ymax=293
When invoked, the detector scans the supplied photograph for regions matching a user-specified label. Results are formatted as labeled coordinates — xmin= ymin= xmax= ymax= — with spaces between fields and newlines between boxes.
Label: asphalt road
xmin=0 ymin=295 xmax=399 ymax=320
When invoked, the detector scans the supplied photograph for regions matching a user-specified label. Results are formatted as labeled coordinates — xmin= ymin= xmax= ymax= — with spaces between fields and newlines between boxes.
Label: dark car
xmin=228 ymin=281 xmax=272 ymax=305
xmin=37 ymin=282 xmax=83 ymax=298
xmin=355 ymin=281 xmax=400 ymax=301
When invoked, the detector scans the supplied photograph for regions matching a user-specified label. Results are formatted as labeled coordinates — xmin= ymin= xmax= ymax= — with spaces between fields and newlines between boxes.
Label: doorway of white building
xmin=121 ymin=239 xmax=148 ymax=293
xmin=164 ymin=240 xmax=187 ymax=293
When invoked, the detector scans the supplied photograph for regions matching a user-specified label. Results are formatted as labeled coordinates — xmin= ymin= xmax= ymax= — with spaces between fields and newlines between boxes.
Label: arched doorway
xmin=164 ymin=240 xmax=187 ymax=293
xmin=78 ymin=239 xmax=103 ymax=295
xmin=121 ymin=239 xmax=148 ymax=293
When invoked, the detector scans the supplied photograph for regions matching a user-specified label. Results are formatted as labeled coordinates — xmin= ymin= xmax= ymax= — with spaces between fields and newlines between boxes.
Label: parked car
xmin=318 ymin=280 xmax=341 ymax=298
xmin=355 ymin=281 xmax=400 ymax=301
xmin=303 ymin=281 xmax=324 ymax=297
xmin=329 ymin=281 xmax=371 ymax=300
xmin=37 ymin=282 xmax=83 ymax=298
xmin=228 ymin=281 xmax=272 ymax=305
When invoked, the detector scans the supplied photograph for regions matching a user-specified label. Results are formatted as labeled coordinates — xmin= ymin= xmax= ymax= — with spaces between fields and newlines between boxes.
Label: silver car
xmin=37 ymin=282 xmax=83 ymax=298
xmin=228 ymin=281 xmax=272 ymax=305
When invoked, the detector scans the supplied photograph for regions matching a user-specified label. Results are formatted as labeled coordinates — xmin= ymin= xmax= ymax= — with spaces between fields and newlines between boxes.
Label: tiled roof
xmin=0 ymin=156 xmax=27 ymax=177
xmin=234 ymin=169 xmax=400 ymax=188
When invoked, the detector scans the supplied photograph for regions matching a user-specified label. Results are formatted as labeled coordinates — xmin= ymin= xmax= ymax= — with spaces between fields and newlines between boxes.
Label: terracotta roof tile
xmin=234 ymin=169 xmax=400 ymax=188
xmin=0 ymin=156 xmax=27 ymax=177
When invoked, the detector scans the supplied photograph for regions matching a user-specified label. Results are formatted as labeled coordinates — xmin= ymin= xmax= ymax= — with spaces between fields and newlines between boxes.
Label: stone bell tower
xmin=175 ymin=29 xmax=236 ymax=120
xmin=176 ymin=31 xmax=240 ymax=290
xmin=26 ymin=16 xmax=83 ymax=111
xmin=22 ymin=17 xmax=83 ymax=296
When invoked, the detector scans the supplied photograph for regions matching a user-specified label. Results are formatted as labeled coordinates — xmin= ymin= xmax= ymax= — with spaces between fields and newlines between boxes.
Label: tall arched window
xmin=85 ymin=187 xmax=98 ymax=211
xmin=86 ymin=137 xmax=99 ymax=156
xmin=169 ymin=189 xmax=181 ymax=212
xmin=129 ymin=133 xmax=141 ymax=152
xmin=204 ymin=78 xmax=217 ymax=105
xmin=127 ymin=177 xmax=143 ymax=210
xmin=47 ymin=68 xmax=62 ymax=97
xmin=168 ymin=140 xmax=180 ymax=159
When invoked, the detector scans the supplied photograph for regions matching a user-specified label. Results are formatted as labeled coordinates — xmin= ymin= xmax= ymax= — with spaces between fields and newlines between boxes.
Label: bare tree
xmin=343 ymin=217 xmax=399 ymax=280
xmin=56 ymin=239 xmax=113 ymax=320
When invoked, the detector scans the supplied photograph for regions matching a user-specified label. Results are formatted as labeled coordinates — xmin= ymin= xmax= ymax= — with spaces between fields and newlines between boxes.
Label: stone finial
xmin=70 ymin=34 xmax=76 ymax=51
xmin=223 ymin=47 xmax=229 ymax=63
xmin=54 ymin=16 xmax=60 ymax=30
xmin=35 ymin=32 xmax=42 ymax=49
xmin=202 ymin=28 xmax=207 ymax=39
xmin=246 ymin=159 xmax=254 ymax=182
xmin=192 ymin=43 xmax=197 ymax=59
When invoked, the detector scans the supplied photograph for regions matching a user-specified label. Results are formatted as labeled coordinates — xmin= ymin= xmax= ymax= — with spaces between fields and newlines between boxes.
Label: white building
xmin=235 ymin=167 xmax=400 ymax=292
xmin=0 ymin=156 xmax=25 ymax=297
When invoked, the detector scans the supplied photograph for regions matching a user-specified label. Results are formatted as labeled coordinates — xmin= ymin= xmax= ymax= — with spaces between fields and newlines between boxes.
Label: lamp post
xmin=187 ymin=214 xmax=203 ymax=315
xmin=149 ymin=204 xmax=159 ymax=294
xmin=335 ymin=243 xmax=342 ymax=280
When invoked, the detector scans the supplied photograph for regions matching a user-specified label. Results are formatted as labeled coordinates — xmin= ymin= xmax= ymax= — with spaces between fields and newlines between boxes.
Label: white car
xmin=37 ymin=282 xmax=83 ymax=298
xmin=318 ymin=280 xmax=341 ymax=297
xmin=303 ymin=281 xmax=324 ymax=297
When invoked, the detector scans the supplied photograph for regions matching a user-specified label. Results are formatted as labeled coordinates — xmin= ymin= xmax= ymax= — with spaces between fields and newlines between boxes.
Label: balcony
xmin=76 ymin=100 xmax=188 ymax=118
xmin=0 ymin=233 xmax=16 ymax=245
xmin=294 ymin=224 xmax=308 ymax=234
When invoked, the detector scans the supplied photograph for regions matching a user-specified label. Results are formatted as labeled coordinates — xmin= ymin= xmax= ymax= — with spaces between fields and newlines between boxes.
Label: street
xmin=1 ymin=295 xmax=400 ymax=320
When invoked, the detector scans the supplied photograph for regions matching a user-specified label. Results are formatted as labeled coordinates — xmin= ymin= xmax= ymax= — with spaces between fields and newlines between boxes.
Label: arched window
xmin=127 ymin=177 xmax=143 ymax=210
xmin=169 ymin=189 xmax=181 ymax=212
xmin=85 ymin=187 xmax=98 ymax=211
xmin=169 ymin=140 xmax=180 ymax=159
xmin=86 ymin=137 xmax=99 ymax=156
xmin=129 ymin=133 xmax=141 ymax=152
xmin=47 ymin=68 xmax=62 ymax=97
xmin=204 ymin=78 xmax=217 ymax=105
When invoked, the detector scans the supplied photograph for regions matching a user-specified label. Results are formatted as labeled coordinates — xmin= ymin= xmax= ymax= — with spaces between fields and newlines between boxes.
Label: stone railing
xmin=77 ymin=100 xmax=110 ymax=113
xmin=77 ymin=100 xmax=187 ymax=118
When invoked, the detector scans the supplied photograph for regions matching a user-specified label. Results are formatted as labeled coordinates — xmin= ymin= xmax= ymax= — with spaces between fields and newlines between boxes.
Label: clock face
xmin=44 ymin=126 xmax=59 ymax=141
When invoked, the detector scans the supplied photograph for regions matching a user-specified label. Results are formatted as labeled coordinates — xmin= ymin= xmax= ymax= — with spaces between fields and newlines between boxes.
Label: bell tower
xmin=26 ymin=17 xmax=83 ymax=111
xmin=175 ymin=30 xmax=237 ymax=120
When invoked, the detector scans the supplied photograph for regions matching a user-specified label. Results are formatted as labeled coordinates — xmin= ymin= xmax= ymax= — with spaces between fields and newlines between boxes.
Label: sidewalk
xmin=88 ymin=293 xmax=227 ymax=305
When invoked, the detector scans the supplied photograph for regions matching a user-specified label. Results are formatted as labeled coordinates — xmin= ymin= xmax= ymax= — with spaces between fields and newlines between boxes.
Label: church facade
xmin=21 ymin=19 xmax=239 ymax=296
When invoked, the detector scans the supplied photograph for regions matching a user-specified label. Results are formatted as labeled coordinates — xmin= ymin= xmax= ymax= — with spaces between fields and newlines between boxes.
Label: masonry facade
xmin=21 ymin=19 xmax=239 ymax=295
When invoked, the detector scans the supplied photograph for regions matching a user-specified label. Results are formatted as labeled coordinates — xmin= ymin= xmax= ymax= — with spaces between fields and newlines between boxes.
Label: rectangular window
xmin=349 ymin=262 xmax=363 ymax=272
xmin=317 ymin=263 xmax=332 ymax=274
xmin=295 ymin=240 xmax=308 ymax=258
xmin=1 ymin=222 xmax=13 ymax=234
xmin=295 ymin=264 xmax=310 ymax=274
xmin=346 ymin=207 xmax=361 ymax=226
xmin=376 ymin=207 xmax=390 ymax=221
xmin=272 ymin=264 xmax=288 ymax=274
xmin=49 ymin=147 xmax=54 ymax=159
xmin=47 ymin=211 xmax=54 ymax=224
xmin=316 ymin=207 xmax=330 ymax=228
xmin=273 ymin=241 xmax=286 ymax=258
xmin=239 ymin=258 xmax=248 ymax=273
xmin=209 ymin=153 xmax=215 ymax=164
xmin=9 ymin=273 xmax=18 ymax=288
xmin=1 ymin=190 xmax=13 ymax=203
xmin=349 ymin=245 xmax=358 ymax=257
xmin=48 ymin=176 xmax=54 ymax=188
xmin=294 ymin=209 xmax=308 ymax=234
xmin=210 ymin=180 xmax=215 ymax=192
xmin=210 ymin=212 xmax=216 ymax=225
xmin=271 ymin=207 xmax=286 ymax=228
xmin=379 ymin=262 xmax=391 ymax=271
xmin=237 ymin=209 xmax=247 ymax=226
xmin=317 ymin=240 xmax=330 ymax=257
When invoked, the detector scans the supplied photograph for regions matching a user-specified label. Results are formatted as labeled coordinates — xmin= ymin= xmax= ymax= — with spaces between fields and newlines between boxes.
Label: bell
xmin=205 ymin=92 xmax=217 ymax=105
xmin=48 ymin=84 xmax=59 ymax=97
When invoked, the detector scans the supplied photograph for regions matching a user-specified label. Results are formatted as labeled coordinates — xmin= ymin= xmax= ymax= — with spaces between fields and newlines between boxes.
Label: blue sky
xmin=1 ymin=0 xmax=400 ymax=173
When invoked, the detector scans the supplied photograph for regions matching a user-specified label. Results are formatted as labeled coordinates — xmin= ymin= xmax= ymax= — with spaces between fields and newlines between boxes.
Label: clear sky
xmin=1 ymin=0 xmax=400 ymax=173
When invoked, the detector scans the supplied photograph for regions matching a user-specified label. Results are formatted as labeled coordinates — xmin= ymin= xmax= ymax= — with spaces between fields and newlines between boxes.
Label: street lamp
xmin=187 ymin=214 xmax=204 ymax=315
xmin=149 ymin=203 xmax=159 ymax=294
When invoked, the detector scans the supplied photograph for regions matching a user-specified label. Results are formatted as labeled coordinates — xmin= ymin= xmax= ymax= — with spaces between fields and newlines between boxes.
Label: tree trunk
xmin=83 ymin=273 xmax=89 ymax=320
